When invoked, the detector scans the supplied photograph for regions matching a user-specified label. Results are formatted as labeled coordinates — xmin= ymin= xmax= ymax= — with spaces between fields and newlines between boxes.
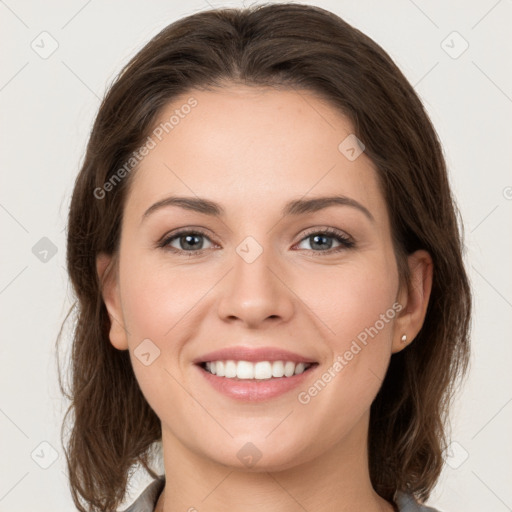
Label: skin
xmin=97 ymin=84 xmax=433 ymax=512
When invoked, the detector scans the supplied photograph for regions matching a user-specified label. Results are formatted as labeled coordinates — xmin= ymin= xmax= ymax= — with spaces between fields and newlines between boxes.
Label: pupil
xmin=183 ymin=234 xmax=201 ymax=250
xmin=311 ymin=234 xmax=331 ymax=250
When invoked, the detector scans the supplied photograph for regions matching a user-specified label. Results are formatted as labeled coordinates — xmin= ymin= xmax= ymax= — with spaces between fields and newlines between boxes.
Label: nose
xmin=217 ymin=244 xmax=295 ymax=328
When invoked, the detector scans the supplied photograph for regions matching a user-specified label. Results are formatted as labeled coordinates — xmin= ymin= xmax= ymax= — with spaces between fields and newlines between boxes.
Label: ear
xmin=391 ymin=250 xmax=433 ymax=354
xmin=96 ymin=252 xmax=129 ymax=350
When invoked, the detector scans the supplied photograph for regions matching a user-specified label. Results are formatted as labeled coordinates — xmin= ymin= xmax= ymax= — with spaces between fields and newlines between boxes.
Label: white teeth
xmin=284 ymin=361 xmax=295 ymax=377
xmin=225 ymin=360 xmax=237 ymax=378
xmin=203 ymin=360 xmax=312 ymax=379
xmin=216 ymin=361 xmax=225 ymax=377
xmin=294 ymin=362 xmax=306 ymax=375
xmin=238 ymin=360 xmax=257 ymax=379
xmin=254 ymin=361 xmax=272 ymax=379
xmin=272 ymin=361 xmax=285 ymax=378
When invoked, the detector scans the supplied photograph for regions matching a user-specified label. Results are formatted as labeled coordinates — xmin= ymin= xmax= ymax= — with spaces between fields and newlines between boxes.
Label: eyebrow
xmin=141 ymin=194 xmax=375 ymax=223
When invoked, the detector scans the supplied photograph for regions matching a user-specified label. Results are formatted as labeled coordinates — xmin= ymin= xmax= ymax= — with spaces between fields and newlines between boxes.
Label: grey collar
xmin=120 ymin=476 xmax=441 ymax=512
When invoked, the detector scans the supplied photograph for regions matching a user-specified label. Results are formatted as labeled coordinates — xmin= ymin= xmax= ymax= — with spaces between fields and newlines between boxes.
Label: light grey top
xmin=119 ymin=476 xmax=442 ymax=512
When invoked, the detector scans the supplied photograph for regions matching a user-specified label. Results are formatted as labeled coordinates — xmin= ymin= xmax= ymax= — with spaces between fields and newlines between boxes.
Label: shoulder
xmin=395 ymin=491 xmax=443 ymax=512
xmin=118 ymin=475 xmax=165 ymax=512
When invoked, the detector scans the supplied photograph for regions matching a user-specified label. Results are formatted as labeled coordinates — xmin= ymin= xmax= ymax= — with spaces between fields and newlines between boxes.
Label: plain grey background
xmin=1 ymin=1 xmax=511 ymax=511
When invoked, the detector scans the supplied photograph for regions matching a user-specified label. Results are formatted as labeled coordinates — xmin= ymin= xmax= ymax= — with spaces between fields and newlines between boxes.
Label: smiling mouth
xmin=198 ymin=360 xmax=319 ymax=380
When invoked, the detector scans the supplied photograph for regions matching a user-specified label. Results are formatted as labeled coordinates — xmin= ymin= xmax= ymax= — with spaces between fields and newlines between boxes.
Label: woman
xmin=59 ymin=3 xmax=471 ymax=511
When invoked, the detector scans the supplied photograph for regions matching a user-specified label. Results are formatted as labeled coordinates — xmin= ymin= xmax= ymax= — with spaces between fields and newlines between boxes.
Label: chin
xmin=205 ymin=437 xmax=317 ymax=473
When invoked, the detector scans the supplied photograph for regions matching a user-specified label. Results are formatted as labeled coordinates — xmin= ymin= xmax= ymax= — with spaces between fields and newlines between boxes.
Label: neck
xmin=157 ymin=410 xmax=394 ymax=512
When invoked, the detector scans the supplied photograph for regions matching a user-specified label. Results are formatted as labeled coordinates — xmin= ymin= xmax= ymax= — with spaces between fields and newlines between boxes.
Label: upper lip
xmin=193 ymin=346 xmax=318 ymax=364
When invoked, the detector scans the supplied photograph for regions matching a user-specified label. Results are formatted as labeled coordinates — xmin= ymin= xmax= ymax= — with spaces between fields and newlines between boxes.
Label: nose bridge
xmin=216 ymin=234 xmax=294 ymax=326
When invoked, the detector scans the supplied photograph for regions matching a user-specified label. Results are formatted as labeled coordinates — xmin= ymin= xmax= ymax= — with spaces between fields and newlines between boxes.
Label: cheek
xmin=311 ymin=257 xmax=398 ymax=401
xmin=120 ymin=260 xmax=203 ymax=341
xmin=331 ymin=277 xmax=397 ymax=353
xmin=286 ymin=264 xmax=399 ymax=456
xmin=313 ymin=253 xmax=399 ymax=345
xmin=119 ymin=266 xmax=198 ymax=424
xmin=116 ymin=261 xmax=190 ymax=386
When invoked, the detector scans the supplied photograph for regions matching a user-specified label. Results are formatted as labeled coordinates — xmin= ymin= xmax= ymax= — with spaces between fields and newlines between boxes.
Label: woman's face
xmin=99 ymin=85 xmax=428 ymax=471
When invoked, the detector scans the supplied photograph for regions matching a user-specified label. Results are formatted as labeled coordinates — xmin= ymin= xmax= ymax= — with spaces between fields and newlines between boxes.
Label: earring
xmin=401 ymin=334 xmax=407 ymax=344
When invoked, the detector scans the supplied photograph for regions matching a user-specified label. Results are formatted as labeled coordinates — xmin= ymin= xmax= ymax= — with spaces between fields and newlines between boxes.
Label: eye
xmin=295 ymin=227 xmax=355 ymax=254
xmin=158 ymin=226 xmax=355 ymax=257
xmin=158 ymin=229 xmax=215 ymax=255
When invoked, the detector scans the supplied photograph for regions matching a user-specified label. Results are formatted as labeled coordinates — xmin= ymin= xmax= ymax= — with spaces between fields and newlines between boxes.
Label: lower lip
xmin=195 ymin=364 xmax=319 ymax=402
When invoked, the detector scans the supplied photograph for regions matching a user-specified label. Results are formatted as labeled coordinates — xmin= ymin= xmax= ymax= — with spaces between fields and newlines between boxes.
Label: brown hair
xmin=57 ymin=3 xmax=471 ymax=510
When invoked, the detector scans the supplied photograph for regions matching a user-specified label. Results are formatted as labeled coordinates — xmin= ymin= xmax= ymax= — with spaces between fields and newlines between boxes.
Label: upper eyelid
xmin=300 ymin=226 xmax=352 ymax=239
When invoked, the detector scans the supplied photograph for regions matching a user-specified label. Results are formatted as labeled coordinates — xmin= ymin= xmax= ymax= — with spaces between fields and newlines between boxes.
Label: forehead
xmin=125 ymin=85 xmax=387 ymax=223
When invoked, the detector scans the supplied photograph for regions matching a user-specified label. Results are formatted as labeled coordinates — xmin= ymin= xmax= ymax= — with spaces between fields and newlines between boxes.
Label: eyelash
xmin=157 ymin=226 xmax=355 ymax=257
